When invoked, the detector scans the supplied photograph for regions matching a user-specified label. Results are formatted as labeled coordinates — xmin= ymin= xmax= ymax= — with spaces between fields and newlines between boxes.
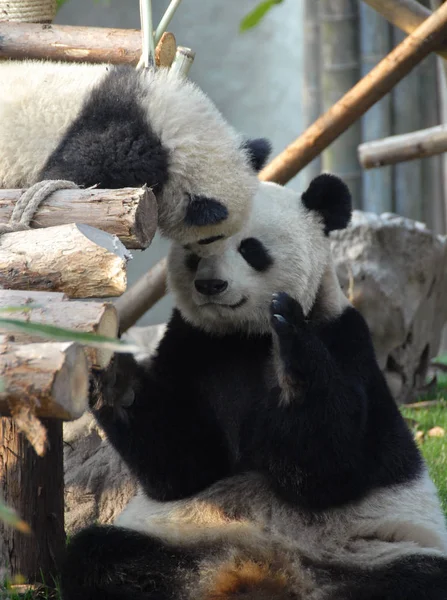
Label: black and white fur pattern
xmin=0 ymin=60 xmax=270 ymax=248
xmin=61 ymin=176 xmax=447 ymax=600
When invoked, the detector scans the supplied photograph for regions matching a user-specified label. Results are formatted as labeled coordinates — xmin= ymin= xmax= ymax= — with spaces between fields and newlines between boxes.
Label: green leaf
xmin=0 ymin=318 xmax=142 ymax=354
xmin=239 ymin=0 xmax=284 ymax=32
xmin=0 ymin=501 xmax=31 ymax=534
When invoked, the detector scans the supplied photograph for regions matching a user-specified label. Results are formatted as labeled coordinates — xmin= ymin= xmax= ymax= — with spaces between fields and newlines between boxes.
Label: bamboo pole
xmin=359 ymin=2 xmax=393 ymax=213
xmin=0 ymin=187 xmax=157 ymax=250
xmin=392 ymin=27 xmax=423 ymax=221
xmin=319 ymin=0 xmax=362 ymax=207
xmin=301 ymin=0 xmax=322 ymax=189
xmin=259 ymin=1 xmax=447 ymax=186
xmin=361 ymin=0 xmax=447 ymax=59
xmin=359 ymin=124 xmax=447 ymax=166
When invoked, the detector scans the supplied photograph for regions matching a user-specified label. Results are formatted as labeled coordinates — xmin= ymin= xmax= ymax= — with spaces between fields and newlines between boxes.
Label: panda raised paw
xmin=270 ymin=292 xmax=306 ymax=336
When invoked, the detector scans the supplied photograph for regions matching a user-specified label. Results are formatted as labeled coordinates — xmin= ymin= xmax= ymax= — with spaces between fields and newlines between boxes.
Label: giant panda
xmin=0 ymin=60 xmax=270 ymax=248
xmin=61 ymin=175 xmax=447 ymax=600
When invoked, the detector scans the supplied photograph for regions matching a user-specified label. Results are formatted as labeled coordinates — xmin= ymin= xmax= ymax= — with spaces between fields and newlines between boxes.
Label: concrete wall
xmin=55 ymin=0 xmax=304 ymax=325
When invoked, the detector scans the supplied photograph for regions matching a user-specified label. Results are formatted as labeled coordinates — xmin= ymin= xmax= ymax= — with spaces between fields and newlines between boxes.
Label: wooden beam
xmin=0 ymin=22 xmax=142 ymax=64
xmin=0 ymin=341 xmax=89 ymax=420
xmin=0 ymin=187 xmax=157 ymax=250
xmin=361 ymin=0 xmax=447 ymax=59
xmin=259 ymin=1 xmax=447 ymax=185
xmin=115 ymin=257 xmax=168 ymax=333
xmin=0 ymin=293 xmax=118 ymax=368
xmin=358 ymin=124 xmax=447 ymax=167
xmin=0 ymin=223 xmax=130 ymax=298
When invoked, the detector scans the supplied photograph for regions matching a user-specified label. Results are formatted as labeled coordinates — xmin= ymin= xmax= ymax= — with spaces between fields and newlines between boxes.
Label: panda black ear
xmin=241 ymin=138 xmax=272 ymax=172
xmin=301 ymin=173 xmax=352 ymax=235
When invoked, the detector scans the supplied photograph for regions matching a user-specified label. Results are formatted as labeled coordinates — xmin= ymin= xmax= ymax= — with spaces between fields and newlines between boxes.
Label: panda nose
xmin=194 ymin=279 xmax=228 ymax=296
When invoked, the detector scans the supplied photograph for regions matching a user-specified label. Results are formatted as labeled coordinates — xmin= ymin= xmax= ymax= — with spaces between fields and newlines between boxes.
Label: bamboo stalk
xmin=259 ymin=1 xmax=447 ymax=185
xmin=0 ymin=187 xmax=157 ymax=250
xmin=301 ymin=0 xmax=322 ymax=189
xmin=359 ymin=124 xmax=447 ymax=166
xmin=319 ymin=0 xmax=362 ymax=207
xmin=361 ymin=0 xmax=447 ymax=59
xmin=360 ymin=1 xmax=393 ymax=213
xmin=392 ymin=26 xmax=423 ymax=221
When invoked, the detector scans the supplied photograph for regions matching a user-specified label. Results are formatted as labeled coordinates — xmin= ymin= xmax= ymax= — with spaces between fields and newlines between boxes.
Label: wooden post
xmin=259 ymin=1 xmax=447 ymax=186
xmin=359 ymin=1 xmax=393 ymax=213
xmin=0 ymin=418 xmax=65 ymax=583
xmin=319 ymin=0 xmax=362 ymax=208
xmin=0 ymin=187 xmax=157 ymax=250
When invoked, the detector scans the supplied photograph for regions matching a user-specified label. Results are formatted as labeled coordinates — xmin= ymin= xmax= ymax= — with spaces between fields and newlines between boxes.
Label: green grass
xmin=401 ymin=399 xmax=447 ymax=515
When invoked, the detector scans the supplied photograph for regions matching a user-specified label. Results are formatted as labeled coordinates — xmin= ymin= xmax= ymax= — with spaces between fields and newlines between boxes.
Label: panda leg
xmin=60 ymin=525 xmax=197 ymax=600
xmin=334 ymin=554 xmax=447 ymax=600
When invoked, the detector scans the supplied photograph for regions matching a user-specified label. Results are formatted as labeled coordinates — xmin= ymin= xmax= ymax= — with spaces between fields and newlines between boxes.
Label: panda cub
xmin=0 ymin=60 xmax=269 ymax=248
xmin=62 ymin=176 xmax=447 ymax=600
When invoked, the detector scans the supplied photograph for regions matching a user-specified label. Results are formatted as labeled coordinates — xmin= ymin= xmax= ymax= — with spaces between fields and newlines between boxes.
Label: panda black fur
xmin=61 ymin=176 xmax=447 ymax=600
xmin=0 ymin=60 xmax=270 ymax=248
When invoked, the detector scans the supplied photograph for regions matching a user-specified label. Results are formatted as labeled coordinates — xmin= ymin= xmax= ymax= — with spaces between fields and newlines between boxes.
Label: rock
xmin=428 ymin=426 xmax=445 ymax=438
xmin=415 ymin=430 xmax=425 ymax=444
xmin=331 ymin=211 xmax=447 ymax=404
xmin=63 ymin=324 xmax=166 ymax=535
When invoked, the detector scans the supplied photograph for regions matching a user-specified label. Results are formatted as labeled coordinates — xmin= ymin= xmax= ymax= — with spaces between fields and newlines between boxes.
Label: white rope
xmin=0 ymin=180 xmax=79 ymax=234
xmin=0 ymin=0 xmax=56 ymax=23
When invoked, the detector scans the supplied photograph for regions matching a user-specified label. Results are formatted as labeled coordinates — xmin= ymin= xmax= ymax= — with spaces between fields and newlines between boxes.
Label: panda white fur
xmin=0 ymin=59 xmax=270 ymax=248
xmin=61 ymin=175 xmax=447 ymax=599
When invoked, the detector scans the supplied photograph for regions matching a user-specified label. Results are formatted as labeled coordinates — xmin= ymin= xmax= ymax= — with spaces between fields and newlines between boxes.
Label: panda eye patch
xmin=185 ymin=253 xmax=201 ymax=272
xmin=238 ymin=238 xmax=273 ymax=272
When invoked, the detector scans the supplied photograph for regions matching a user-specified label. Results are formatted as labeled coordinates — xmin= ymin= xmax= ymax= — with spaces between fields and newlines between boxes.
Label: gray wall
xmin=55 ymin=0 xmax=304 ymax=325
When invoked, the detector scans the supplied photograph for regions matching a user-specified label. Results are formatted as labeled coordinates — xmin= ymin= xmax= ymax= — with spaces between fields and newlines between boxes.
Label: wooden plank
xmin=259 ymin=2 xmax=447 ymax=185
xmin=0 ymin=186 xmax=157 ymax=250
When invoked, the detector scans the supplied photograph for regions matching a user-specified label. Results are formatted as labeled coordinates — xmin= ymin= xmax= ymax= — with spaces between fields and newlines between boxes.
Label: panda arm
xmin=91 ymin=351 xmax=231 ymax=502
xmin=241 ymin=293 xmax=418 ymax=510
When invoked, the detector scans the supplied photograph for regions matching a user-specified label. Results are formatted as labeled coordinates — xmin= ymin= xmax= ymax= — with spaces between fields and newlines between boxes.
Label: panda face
xmin=168 ymin=181 xmax=334 ymax=335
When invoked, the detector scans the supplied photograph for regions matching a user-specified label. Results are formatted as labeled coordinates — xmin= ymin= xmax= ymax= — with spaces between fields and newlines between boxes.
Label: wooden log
xmin=115 ymin=257 xmax=167 ymax=333
xmin=0 ymin=417 xmax=65 ymax=583
xmin=0 ymin=289 xmax=67 ymax=303
xmin=259 ymin=1 xmax=447 ymax=186
xmin=0 ymin=294 xmax=118 ymax=369
xmin=0 ymin=341 xmax=88 ymax=420
xmin=0 ymin=22 xmax=143 ymax=64
xmin=0 ymin=187 xmax=157 ymax=250
xmin=319 ymin=0 xmax=362 ymax=208
xmin=0 ymin=223 xmax=130 ymax=298
xmin=359 ymin=124 xmax=447 ymax=167
xmin=361 ymin=0 xmax=447 ymax=59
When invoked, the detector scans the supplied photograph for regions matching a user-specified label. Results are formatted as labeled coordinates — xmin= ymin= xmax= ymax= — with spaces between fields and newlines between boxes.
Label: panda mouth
xmin=201 ymin=298 xmax=247 ymax=310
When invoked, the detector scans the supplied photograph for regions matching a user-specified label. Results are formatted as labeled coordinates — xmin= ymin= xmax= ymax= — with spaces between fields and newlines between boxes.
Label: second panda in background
xmin=61 ymin=175 xmax=447 ymax=600
xmin=0 ymin=60 xmax=270 ymax=250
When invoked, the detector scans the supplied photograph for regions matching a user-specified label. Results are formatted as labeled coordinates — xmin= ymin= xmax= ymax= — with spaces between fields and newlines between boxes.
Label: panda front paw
xmin=270 ymin=292 xmax=305 ymax=336
xmin=89 ymin=353 xmax=136 ymax=413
